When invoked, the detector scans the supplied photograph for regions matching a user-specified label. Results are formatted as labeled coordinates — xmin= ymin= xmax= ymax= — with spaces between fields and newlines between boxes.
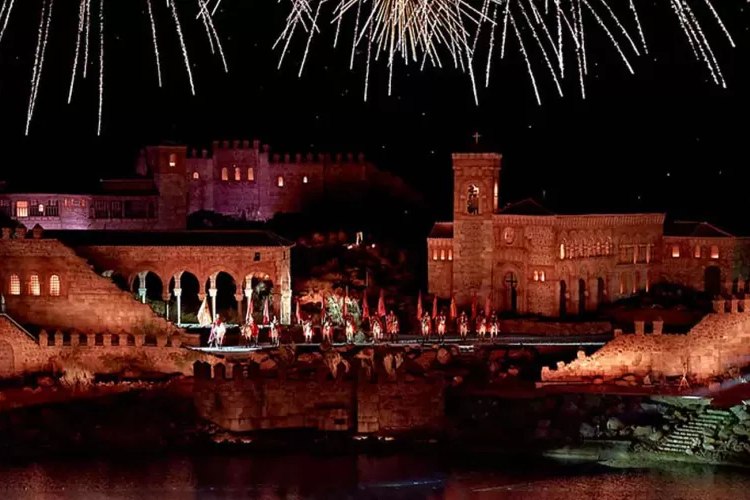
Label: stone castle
xmin=0 ymin=139 xmax=415 ymax=230
xmin=428 ymin=152 xmax=750 ymax=316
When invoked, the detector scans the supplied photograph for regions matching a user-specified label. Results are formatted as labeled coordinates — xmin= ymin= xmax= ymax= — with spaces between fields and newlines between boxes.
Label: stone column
xmin=244 ymin=287 xmax=253 ymax=321
xmin=234 ymin=293 xmax=244 ymax=323
xmin=208 ymin=275 xmax=218 ymax=321
xmin=138 ymin=271 xmax=148 ymax=304
xmin=279 ymin=270 xmax=292 ymax=325
xmin=713 ymin=299 xmax=725 ymax=314
xmin=653 ymin=320 xmax=663 ymax=335
xmin=103 ymin=333 xmax=112 ymax=346
xmin=744 ymin=297 xmax=750 ymax=313
xmin=731 ymin=299 xmax=739 ymax=314
xmin=174 ymin=288 xmax=182 ymax=325
xmin=634 ymin=320 xmax=645 ymax=335
xmin=162 ymin=292 xmax=171 ymax=320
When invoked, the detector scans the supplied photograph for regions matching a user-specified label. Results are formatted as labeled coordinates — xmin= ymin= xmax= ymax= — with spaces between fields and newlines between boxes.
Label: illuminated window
xmin=559 ymin=243 xmax=565 ymax=260
xmin=448 ymin=249 xmax=453 ymax=261
xmin=440 ymin=249 xmax=445 ymax=260
xmin=540 ymin=271 xmax=546 ymax=282
xmin=493 ymin=181 xmax=499 ymax=212
xmin=277 ymin=176 xmax=285 ymax=188
xmin=29 ymin=274 xmax=40 ymax=296
xmin=37 ymin=203 xmax=44 ymax=215
xmin=192 ymin=172 xmax=200 ymax=180
xmin=694 ymin=245 xmax=701 ymax=258
xmin=671 ymin=245 xmax=680 ymax=258
xmin=432 ymin=249 xmax=438 ymax=261
xmin=169 ymin=153 xmax=177 ymax=167
xmin=645 ymin=244 xmax=651 ymax=263
xmin=247 ymin=167 xmax=254 ymax=181
xmin=221 ymin=167 xmax=229 ymax=181
xmin=234 ymin=167 xmax=241 ymax=181
xmin=710 ymin=245 xmax=719 ymax=259
xmin=303 ymin=175 xmax=309 ymax=184
xmin=16 ymin=201 xmax=28 ymax=217
xmin=533 ymin=271 xmax=539 ymax=281
xmin=49 ymin=275 xmax=60 ymax=296
xmin=9 ymin=274 xmax=20 ymax=295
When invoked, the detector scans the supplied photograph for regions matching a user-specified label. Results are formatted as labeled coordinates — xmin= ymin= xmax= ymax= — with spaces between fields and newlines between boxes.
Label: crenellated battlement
xmin=38 ymin=329 xmax=181 ymax=349
xmin=269 ymin=151 xmax=366 ymax=164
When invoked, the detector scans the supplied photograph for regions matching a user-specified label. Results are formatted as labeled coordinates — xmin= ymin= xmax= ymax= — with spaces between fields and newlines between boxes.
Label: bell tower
xmin=451 ymin=152 xmax=501 ymax=305
xmin=147 ymin=145 xmax=188 ymax=230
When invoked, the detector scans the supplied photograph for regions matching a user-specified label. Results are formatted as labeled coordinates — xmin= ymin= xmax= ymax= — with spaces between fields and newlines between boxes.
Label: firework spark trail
xmin=198 ymin=0 xmax=229 ymax=72
xmin=26 ymin=0 xmax=54 ymax=136
xmin=681 ymin=0 xmax=724 ymax=87
xmin=580 ymin=0 xmax=633 ymax=74
xmin=629 ymin=0 xmax=647 ymax=54
xmin=703 ymin=0 xmax=734 ymax=48
xmin=525 ymin=0 xmax=563 ymax=78
xmin=97 ymin=0 xmax=104 ymax=135
xmin=364 ymin=20 xmax=373 ymax=100
xmin=168 ymin=0 xmax=195 ymax=95
xmin=554 ymin=0 xmax=563 ymax=76
xmin=146 ymin=0 xmax=163 ymax=87
xmin=349 ymin=0 xmax=361 ymax=70
xmin=517 ymin=0 xmax=562 ymax=97
xmin=333 ymin=0 xmax=344 ymax=47
xmin=83 ymin=0 xmax=90 ymax=78
xmin=485 ymin=1 xmax=498 ymax=87
xmin=671 ymin=0 xmax=700 ymax=60
xmin=299 ymin=0 xmax=324 ymax=76
xmin=500 ymin=0 xmax=509 ymax=58
xmin=509 ymin=12 xmax=540 ymax=105
xmin=594 ymin=0 xmax=640 ymax=56
xmin=67 ymin=0 xmax=87 ymax=103
xmin=0 ymin=0 xmax=15 ymax=44
xmin=198 ymin=0 xmax=216 ymax=54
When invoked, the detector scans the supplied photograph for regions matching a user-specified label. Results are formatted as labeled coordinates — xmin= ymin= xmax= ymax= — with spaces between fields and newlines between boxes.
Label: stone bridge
xmin=48 ymin=230 xmax=294 ymax=325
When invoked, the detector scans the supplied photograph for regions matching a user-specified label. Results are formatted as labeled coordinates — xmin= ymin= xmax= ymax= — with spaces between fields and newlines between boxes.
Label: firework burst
xmin=276 ymin=0 xmax=737 ymax=103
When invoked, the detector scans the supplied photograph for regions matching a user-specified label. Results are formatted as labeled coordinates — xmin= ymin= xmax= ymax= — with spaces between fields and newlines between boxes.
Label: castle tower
xmin=451 ymin=152 xmax=501 ymax=305
xmin=147 ymin=145 xmax=188 ymax=230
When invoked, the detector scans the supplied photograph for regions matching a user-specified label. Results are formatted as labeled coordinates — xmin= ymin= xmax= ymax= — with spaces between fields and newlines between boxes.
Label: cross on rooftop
xmin=472 ymin=131 xmax=481 ymax=145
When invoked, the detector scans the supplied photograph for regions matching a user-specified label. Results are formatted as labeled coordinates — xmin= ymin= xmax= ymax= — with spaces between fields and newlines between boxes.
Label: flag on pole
xmin=449 ymin=296 xmax=457 ymax=320
xmin=295 ymin=299 xmax=302 ymax=324
xmin=321 ymin=295 xmax=326 ymax=321
xmin=432 ymin=295 xmax=438 ymax=319
xmin=484 ymin=295 xmax=491 ymax=318
xmin=263 ymin=297 xmax=270 ymax=324
xmin=245 ymin=290 xmax=253 ymax=323
xmin=343 ymin=287 xmax=349 ymax=318
xmin=416 ymin=290 xmax=423 ymax=320
xmin=471 ymin=292 xmax=478 ymax=319
xmin=377 ymin=289 xmax=386 ymax=317
xmin=362 ymin=290 xmax=370 ymax=319
xmin=197 ymin=297 xmax=212 ymax=327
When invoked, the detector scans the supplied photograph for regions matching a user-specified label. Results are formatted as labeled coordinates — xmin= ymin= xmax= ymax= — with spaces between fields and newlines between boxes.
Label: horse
xmin=436 ymin=316 xmax=446 ymax=340
xmin=345 ymin=319 xmax=355 ymax=344
xmin=269 ymin=319 xmax=280 ymax=345
xmin=322 ymin=320 xmax=333 ymax=343
xmin=241 ymin=321 xmax=258 ymax=346
xmin=303 ymin=320 xmax=313 ymax=343
xmin=421 ymin=315 xmax=431 ymax=340
xmin=477 ymin=317 xmax=487 ymax=339
xmin=458 ymin=316 xmax=469 ymax=339
xmin=371 ymin=318 xmax=383 ymax=341
xmin=209 ymin=321 xmax=226 ymax=348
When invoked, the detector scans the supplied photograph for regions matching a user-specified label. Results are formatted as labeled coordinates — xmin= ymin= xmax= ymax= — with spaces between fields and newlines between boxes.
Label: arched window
xmin=9 ymin=274 xmax=20 ymax=295
xmin=247 ymin=167 xmax=254 ymax=181
xmin=559 ymin=243 xmax=565 ymax=260
xmin=432 ymin=249 xmax=438 ymax=261
xmin=448 ymin=249 xmax=453 ymax=261
xmin=671 ymin=245 xmax=680 ymax=258
xmin=710 ymin=245 xmax=719 ymax=259
xmin=440 ymin=249 xmax=445 ymax=260
xmin=694 ymin=245 xmax=701 ymax=258
xmin=15 ymin=201 xmax=28 ymax=218
xmin=192 ymin=171 xmax=200 ymax=180
xmin=29 ymin=274 xmax=40 ymax=296
xmin=234 ymin=167 xmax=241 ymax=181
xmin=467 ymin=185 xmax=479 ymax=214
xmin=277 ymin=176 xmax=285 ymax=188
xmin=49 ymin=275 xmax=60 ymax=296
xmin=221 ymin=167 xmax=229 ymax=181
xmin=533 ymin=271 xmax=539 ymax=281
xmin=303 ymin=175 xmax=309 ymax=184
xmin=540 ymin=271 xmax=546 ymax=282
xmin=168 ymin=153 xmax=177 ymax=167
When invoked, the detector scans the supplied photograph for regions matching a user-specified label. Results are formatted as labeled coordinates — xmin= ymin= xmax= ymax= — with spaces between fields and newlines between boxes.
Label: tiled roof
xmin=499 ymin=198 xmax=555 ymax=216
xmin=665 ymin=221 xmax=734 ymax=238
xmin=45 ymin=230 xmax=294 ymax=248
xmin=428 ymin=222 xmax=453 ymax=239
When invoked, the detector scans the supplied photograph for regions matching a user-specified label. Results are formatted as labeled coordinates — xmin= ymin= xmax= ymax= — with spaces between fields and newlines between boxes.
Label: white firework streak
xmin=363 ymin=18 xmax=373 ymax=100
xmin=26 ymin=0 xmax=54 ymax=136
xmin=500 ymin=0 xmax=509 ymax=58
xmin=97 ymin=0 xmax=104 ymax=136
xmin=509 ymin=12 xmax=540 ymax=105
xmin=629 ymin=0 xmax=647 ymax=54
xmin=146 ymin=0 xmax=163 ymax=87
xmin=198 ymin=0 xmax=229 ymax=72
xmin=702 ymin=0 xmax=734 ymax=48
xmin=333 ymin=0 xmax=344 ymax=48
xmin=580 ymin=0 xmax=633 ymax=74
xmin=680 ymin=0 xmax=724 ymax=87
xmin=168 ymin=0 xmax=195 ymax=95
xmin=0 ymin=0 xmax=15 ymax=45
xmin=299 ymin=0 xmax=325 ymax=76
xmin=525 ymin=0 xmax=563 ymax=79
xmin=83 ymin=0 xmax=90 ymax=79
xmin=485 ymin=1 xmax=498 ymax=87
xmin=594 ymin=0 xmax=640 ymax=56
xmin=199 ymin=0 xmax=216 ymax=54
xmin=517 ymin=0 xmax=562 ymax=97
xmin=67 ymin=0 xmax=86 ymax=103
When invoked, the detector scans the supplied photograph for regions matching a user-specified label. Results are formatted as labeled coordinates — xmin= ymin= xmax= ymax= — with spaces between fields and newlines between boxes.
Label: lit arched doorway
xmin=246 ymin=273 xmax=275 ymax=323
xmin=704 ymin=266 xmax=721 ymax=297
xmin=206 ymin=272 xmax=239 ymax=324
xmin=169 ymin=271 xmax=200 ymax=324
xmin=578 ymin=278 xmax=586 ymax=315
xmin=503 ymin=271 xmax=518 ymax=314
xmin=132 ymin=271 xmax=164 ymax=315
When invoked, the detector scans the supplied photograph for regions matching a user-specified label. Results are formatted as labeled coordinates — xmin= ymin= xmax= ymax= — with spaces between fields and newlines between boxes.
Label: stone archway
xmin=0 ymin=340 xmax=15 ymax=378
xmin=245 ymin=272 xmax=275 ymax=323
xmin=169 ymin=271 xmax=201 ymax=324
xmin=131 ymin=271 xmax=164 ymax=314
xmin=503 ymin=271 xmax=518 ymax=314
xmin=704 ymin=266 xmax=721 ymax=297
xmin=559 ymin=280 xmax=567 ymax=317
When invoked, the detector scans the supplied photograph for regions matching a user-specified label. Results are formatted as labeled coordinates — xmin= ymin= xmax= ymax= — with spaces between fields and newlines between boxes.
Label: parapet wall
xmin=193 ymin=360 xmax=445 ymax=434
xmin=541 ymin=299 xmax=750 ymax=383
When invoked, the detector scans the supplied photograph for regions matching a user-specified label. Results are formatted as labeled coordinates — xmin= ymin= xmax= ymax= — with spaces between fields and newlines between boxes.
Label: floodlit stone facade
xmin=428 ymin=152 xmax=750 ymax=316
xmin=0 ymin=140 xmax=415 ymax=229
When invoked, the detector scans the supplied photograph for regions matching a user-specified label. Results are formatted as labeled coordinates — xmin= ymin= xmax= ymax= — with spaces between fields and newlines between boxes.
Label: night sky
xmin=0 ymin=1 xmax=748 ymax=230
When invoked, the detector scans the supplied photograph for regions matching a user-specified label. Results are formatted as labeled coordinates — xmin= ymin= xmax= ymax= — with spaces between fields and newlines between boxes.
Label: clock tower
xmin=451 ymin=152 xmax=501 ymax=306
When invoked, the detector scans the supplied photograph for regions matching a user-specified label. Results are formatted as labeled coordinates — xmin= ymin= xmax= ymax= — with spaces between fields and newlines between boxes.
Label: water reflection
xmin=0 ymin=453 xmax=747 ymax=499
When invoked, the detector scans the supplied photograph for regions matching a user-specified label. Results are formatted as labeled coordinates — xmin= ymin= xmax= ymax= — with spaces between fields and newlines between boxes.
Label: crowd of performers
xmin=206 ymin=308 xmax=503 ymax=348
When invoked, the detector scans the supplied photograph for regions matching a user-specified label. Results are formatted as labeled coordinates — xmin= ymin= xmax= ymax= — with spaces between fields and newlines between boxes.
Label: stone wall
xmin=0 ymin=314 xmax=200 ymax=377
xmin=193 ymin=361 xmax=445 ymax=435
xmin=541 ymin=299 xmax=750 ymax=383
xmin=0 ymin=236 xmax=181 ymax=334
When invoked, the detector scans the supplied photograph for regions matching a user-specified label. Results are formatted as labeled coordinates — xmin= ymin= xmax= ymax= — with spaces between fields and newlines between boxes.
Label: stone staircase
xmin=657 ymin=408 xmax=736 ymax=454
